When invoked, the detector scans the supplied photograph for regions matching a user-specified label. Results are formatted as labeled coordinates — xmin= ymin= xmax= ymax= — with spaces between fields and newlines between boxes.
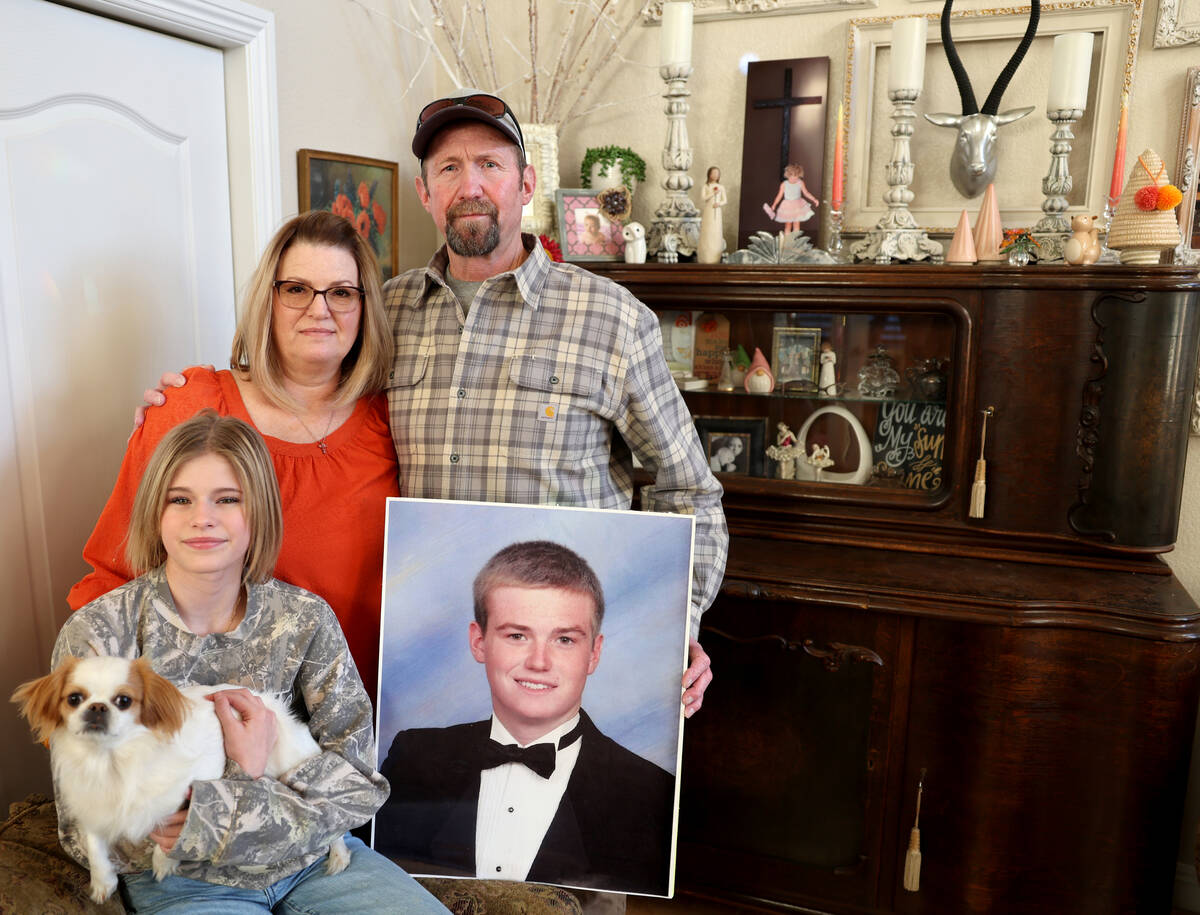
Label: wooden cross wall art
xmin=737 ymin=57 xmax=830 ymax=249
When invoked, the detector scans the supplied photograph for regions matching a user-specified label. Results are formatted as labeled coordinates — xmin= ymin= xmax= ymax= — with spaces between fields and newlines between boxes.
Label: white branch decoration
xmin=350 ymin=0 xmax=653 ymax=126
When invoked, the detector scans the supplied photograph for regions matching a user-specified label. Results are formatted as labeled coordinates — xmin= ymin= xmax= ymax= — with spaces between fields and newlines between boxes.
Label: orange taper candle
xmin=1109 ymin=97 xmax=1128 ymax=200
xmin=831 ymin=101 xmax=845 ymax=210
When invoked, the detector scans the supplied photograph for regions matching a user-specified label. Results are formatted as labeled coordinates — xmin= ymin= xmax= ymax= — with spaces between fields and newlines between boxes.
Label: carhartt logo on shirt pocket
xmin=538 ymin=404 xmax=557 ymax=421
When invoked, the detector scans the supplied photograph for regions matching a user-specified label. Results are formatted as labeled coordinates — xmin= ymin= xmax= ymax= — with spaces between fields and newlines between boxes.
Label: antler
xmin=981 ymin=0 xmax=1040 ymax=115
xmin=939 ymin=0 xmax=978 ymax=115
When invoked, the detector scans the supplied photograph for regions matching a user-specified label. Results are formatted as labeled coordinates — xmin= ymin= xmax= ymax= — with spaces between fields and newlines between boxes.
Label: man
xmin=375 ymin=541 xmax=675 ymax=895
xmin=383 ymin=91 xmax=726 ymax=715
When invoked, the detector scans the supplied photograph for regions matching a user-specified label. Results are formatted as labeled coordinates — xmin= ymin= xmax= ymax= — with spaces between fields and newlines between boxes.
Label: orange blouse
xmin=67 ymin=367 xmax=400 ymax=701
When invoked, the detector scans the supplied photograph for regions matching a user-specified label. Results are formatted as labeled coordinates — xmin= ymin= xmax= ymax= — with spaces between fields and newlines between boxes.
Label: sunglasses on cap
xmin=417 ymin=93 xmax=524 ymax=146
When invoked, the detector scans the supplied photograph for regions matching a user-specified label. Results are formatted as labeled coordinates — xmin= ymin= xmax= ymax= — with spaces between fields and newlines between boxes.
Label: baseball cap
xmin=412 ymin=90 xmax=526 ymax=160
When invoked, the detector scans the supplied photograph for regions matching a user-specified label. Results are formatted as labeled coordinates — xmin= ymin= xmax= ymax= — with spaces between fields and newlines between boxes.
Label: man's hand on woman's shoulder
xmin=131 ymin=368 xmax=201 ymax=432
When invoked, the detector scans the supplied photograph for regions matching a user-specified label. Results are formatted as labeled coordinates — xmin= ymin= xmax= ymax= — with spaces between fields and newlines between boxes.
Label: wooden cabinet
xmin=590 ymin=263 xmax=1200 ymax=914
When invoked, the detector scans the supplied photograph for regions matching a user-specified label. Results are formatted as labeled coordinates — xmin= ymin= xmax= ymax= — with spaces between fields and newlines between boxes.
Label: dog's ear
xmin=133 ymin=658 xmax=187 ymax=736
xmin=11 ymin=656 xmax=78 ymax=744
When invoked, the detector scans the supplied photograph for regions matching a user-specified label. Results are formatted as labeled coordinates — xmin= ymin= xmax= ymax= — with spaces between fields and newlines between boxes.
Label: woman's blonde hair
xmin=125 ymin=410 xmax=283 ymax=584
xmin=230 ymin=210 xmax=392 ymax=410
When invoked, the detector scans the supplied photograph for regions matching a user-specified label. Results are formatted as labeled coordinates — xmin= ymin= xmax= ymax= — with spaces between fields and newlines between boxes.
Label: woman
xmin=68 ymin=211 xmax=398 ymax=699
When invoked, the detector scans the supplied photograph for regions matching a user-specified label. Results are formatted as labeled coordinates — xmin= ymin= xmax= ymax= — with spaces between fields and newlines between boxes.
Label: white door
xmin=0 ymin=0 xmax=238 ymax=807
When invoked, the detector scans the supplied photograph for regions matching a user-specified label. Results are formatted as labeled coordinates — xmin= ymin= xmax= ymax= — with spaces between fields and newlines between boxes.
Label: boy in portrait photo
xmin=372 ymin=500 xmax=692 ymax=898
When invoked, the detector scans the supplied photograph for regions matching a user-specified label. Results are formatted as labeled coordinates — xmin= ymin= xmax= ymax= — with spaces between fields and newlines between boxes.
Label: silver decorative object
xmin=728 ymin=230 xmax=834 ymax=264
xmin=647 ymin=63 xmax=701 ymax=263
xmin=851 ymin=89 xmax=943 ymax=264
xmin=923 ymin=0 xmax=1039 ymax=199
xmin=1030 ymin=107 xmax=1083 ymax=262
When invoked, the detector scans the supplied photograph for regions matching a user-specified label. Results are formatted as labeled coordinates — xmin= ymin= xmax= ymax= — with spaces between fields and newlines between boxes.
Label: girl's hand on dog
xmin=149 ymin=790 xmax=190 ymax=852
xmin=209 ymin=688 xmax=277 ymax=779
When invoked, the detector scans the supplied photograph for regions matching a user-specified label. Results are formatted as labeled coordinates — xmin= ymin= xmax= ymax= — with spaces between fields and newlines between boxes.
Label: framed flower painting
xmin=298 ymin=149 xmax=399 ymax=280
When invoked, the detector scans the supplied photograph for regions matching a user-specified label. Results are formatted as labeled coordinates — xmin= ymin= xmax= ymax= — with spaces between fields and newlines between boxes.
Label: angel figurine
xmin=819 ymin=341 xmax=837 ymax=396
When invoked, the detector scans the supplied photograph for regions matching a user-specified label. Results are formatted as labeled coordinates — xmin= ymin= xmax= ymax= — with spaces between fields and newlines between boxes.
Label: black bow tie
xmin=480 ymin=719 xmax=584 ymax=780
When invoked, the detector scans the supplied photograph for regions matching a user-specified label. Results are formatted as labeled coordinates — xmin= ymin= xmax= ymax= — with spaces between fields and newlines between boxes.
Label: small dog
xmin=12 ymin=655 xmax=350 ymax=903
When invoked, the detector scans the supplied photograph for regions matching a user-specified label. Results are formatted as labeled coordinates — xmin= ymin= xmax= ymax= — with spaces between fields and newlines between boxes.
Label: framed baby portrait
xmin=556 ymin=189 xmax=624 ymax=261
xmin=694 ymin=415 xmax=767 ymax=476
xmin=771 ymin=326 xmax=822 ymax=387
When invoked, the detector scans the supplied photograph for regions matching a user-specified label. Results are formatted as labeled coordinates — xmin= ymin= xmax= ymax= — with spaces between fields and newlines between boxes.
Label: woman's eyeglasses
xmin=273 ymin=281 xmax=363 ymax=312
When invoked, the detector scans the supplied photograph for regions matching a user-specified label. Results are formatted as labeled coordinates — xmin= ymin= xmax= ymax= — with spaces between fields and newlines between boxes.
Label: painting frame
xmin=297 ymin=148 xmax=399 ymax=281
xmin=520 ymin=123 xmax=560 ymax=237
xmin=842 ymin=0 xmax=1144 ymax=233
xmin=771 ymin=326 xmax=822 ymax=388
xmin=1154 ymin=0 xmax=1200 ymax=46
xmin=556 ymin=188 xmax=625 ymax=262
xmin=694 ymin=415 xmax=768 ymax=477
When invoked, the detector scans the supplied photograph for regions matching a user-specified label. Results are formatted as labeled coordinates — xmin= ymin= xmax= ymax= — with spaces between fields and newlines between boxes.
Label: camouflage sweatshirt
xmin=51 ymin=565 xmax=388 ymax=888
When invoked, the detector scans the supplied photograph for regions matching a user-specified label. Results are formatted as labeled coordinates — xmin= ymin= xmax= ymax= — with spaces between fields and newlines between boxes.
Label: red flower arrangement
xmin=539 ymin=234 xmax=563 ymax=262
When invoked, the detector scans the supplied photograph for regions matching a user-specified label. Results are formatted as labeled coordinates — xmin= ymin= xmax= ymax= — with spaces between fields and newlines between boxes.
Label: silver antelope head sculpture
xmin=923 ymin=0 xmax=1040 ymax=198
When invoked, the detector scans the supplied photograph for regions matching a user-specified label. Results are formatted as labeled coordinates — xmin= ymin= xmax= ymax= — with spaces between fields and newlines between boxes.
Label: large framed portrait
xmin=373 ymin=499 xmax=692 ymax=897
xmin=297 ymin=148 xmax=399 ymax=280
xmin=771 ymin=326 xmax=822 ymax=387
xmin=555 ymin=189 xmax=625 ymax=261
xmin=694 ymin=415 xmax=768 ymax=476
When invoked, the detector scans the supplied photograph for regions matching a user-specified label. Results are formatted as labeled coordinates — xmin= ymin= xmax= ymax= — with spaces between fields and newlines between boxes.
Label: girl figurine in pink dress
xmin=765 ymin=163 xmax=820 ymax=235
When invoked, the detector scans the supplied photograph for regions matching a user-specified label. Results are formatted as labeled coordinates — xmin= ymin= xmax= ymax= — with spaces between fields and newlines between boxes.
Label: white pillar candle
xmin=1047 ymin=32 xmax=1094 ymax=111
xmin=659 ymin=1 xmax=693 ymax=68
xmin=888 ymin=17 xmax=928 ymax=93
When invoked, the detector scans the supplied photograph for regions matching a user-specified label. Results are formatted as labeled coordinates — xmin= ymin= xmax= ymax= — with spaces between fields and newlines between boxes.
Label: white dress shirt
xmin=475 ymin=714 xmax=583 ymax=880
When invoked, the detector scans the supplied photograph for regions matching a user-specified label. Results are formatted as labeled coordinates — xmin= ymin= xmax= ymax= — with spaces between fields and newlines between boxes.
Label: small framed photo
xmin=298 ymin=148 xmax=399 ymax=280
xmin=771 ymin=326 xmax=822 ymax=386
xmin=694 ymin=415 xmax=767 ymax=477
xmin=556 ymin=189 xmax=624 ymax=261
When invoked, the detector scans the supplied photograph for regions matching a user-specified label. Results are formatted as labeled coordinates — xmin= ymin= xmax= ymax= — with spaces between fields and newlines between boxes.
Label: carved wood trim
xmin=701 ymin=625 xmax=886 ymax=673
xmin=1068 ymin=292 xmax=1144 ymax=542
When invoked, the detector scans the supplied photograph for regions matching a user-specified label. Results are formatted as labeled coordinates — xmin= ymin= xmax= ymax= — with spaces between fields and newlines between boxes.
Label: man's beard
xmin=445 ymin=199 xmax=501 ymax=257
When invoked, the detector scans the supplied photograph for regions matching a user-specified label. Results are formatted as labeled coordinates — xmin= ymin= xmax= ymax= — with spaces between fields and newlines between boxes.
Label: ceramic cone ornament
xmin=973 ymin=184 xmax=1004 ymax=261
xmin=946 ymin=210 xmax=978 ymax=264
xmin=1107 ymin=149 xmax=1182 ymax=264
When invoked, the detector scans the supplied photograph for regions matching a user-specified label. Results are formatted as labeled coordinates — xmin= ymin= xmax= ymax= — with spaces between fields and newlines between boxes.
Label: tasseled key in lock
xmin=903 ymin=769 xmax=926 ymax=892
xmin=969 ymin=407 xmax=994 ymax=519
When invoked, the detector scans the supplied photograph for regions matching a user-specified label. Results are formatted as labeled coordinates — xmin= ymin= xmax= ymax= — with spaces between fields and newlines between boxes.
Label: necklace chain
xmin=293 ymin=407 xmax=336 ymax=455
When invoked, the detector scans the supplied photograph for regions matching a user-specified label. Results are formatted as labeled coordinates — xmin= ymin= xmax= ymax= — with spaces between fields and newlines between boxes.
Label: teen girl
xmin=51 ymin=411 xmax=447 ymax=914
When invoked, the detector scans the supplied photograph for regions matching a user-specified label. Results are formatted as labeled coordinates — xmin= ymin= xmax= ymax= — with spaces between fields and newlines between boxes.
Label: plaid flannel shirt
xmin=381 ymin=236 xmax=727 ymax=632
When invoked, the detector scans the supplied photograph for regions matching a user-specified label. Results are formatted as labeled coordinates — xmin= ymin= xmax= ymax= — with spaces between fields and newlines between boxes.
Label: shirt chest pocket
xmin=505 ymin=354 xmax=606 ymax=456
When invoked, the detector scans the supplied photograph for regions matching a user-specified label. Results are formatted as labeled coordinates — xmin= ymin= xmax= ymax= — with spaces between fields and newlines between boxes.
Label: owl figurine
xmin=622 ymin=221 xmax=647 ymax=264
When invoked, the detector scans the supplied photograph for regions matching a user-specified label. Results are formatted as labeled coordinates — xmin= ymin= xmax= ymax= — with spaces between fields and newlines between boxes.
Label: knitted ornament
xmin=1107 ymin=148 xmax=1182 ymax=264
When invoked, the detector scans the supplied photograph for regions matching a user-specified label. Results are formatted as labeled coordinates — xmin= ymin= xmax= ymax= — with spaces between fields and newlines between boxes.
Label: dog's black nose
xmin=82 ymin=704 xmax=108 ymax=729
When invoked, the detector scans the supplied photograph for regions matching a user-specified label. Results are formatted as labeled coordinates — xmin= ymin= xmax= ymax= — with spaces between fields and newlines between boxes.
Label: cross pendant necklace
xmin=294 ymin=407 xmax=336 ymax=455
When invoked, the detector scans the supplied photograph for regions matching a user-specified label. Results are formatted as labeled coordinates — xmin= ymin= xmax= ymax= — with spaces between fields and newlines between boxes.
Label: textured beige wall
xmin=254 ymin=0 xmax=439 ymax=270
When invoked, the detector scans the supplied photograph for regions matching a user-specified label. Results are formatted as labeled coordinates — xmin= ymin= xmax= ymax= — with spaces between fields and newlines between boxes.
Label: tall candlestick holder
xmin=647 ymin=63 xmax=701 ymax=263
xmin=1030 ymin=107 xmax=1083 ymax=262
xmin=851 ymin=89 xmax=942 ymax=264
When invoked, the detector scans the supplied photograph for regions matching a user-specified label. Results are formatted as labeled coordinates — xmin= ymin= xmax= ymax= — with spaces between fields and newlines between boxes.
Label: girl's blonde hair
xmin=125 ymin=410 xmax=283 ymax=584
xmin=230 ymin=210 xmax=392 ymax=411
xmin=784 ymin=163 xmax=804 ymax=180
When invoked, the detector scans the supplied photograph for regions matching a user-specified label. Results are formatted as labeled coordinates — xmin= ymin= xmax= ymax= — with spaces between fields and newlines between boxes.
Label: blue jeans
xmin=119 ymin=836 xmax=449 ymax=914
